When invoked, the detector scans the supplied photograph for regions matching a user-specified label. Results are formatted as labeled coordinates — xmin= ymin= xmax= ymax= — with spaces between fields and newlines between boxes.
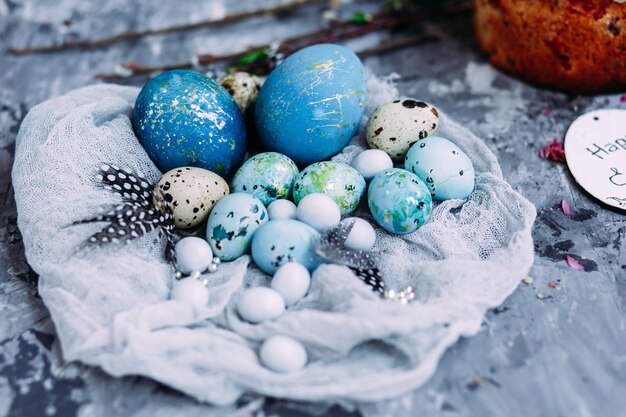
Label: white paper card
xmin=565 ymin=109 xmax=626 ymax=211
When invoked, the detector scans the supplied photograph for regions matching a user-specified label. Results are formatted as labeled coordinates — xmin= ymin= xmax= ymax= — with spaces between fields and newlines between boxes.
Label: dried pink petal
xmin=539 ymin=139 xmax=565 ymax=162
xmin=561 ymin=199 xmax=571 ymax=216
xmin=566 ymin=255 xmax=584 ymax=271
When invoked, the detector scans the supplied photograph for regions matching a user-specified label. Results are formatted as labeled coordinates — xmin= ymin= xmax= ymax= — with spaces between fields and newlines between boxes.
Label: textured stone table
xmin=1 ymin=1 xmax=625 ymax=416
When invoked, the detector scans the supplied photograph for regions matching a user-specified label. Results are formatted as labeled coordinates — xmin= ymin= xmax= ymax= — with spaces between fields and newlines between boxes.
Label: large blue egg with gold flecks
xmin=206 ymin=193 xmax=268 ymax=261
xmin=254 ymin=44 xmax=366 ymax=165
xmin=133 ymin=70 xmax=246 ymax=178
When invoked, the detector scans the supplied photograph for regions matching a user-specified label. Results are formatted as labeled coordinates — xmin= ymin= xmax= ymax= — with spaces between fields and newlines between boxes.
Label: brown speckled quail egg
xmin=366 ymin=99 xmax=439 ymax=161
xmin=153 ymin=167 xmax=229 ymax=229
xmin=219 ymin=72 xmax=263 ymax=113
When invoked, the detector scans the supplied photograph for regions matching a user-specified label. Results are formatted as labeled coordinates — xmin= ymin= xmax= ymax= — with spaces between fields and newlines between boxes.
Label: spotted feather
xmin=316 ymin=220 xmax=386 ymax=295
xmin=77 ymin=164 xmax=176 ymax=259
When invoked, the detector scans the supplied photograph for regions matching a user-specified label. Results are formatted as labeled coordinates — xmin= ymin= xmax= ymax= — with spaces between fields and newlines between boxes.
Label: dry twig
xmin=95 ymin=0 xmax=472 ymax=81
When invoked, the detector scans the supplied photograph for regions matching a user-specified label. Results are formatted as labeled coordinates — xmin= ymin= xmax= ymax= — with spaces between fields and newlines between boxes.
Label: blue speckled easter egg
xmin=254 ymin=44 xmax=367 ymax=165
xmin=293 ymin=161 xmax=366 ymax=215
xmin=405 ymin=136 xmax=475 ymax=201
xmin=251 ymin=220 xmax=322 ymax=274
xmin=368 ymin=168 xmax=433 ymax=234
xmin=206 ymin=193 xmax=268 ymax=261
xmin=133 ymin=70 xmax=246 ymax=177
xmin=230 ymin=152 xmax=299 ymax=206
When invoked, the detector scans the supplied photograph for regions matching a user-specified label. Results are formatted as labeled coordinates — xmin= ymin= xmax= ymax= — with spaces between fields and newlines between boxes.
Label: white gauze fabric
xmin=12 ymin=72 xmax=536 ymax=406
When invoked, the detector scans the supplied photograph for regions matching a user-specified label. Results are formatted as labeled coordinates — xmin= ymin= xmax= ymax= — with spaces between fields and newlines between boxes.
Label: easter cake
xmin=475 ymin=0 xmax=626 ymax=93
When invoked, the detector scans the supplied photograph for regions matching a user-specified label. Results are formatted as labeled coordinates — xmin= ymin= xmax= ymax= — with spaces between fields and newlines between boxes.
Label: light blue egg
xmin=133 ymin=70 xmax=246 ymax=177
xmin=368 ymin=169 xmax=433 ymax=234
xmin=254 ymin=44 xmax=367 ymax=165
xmin=293 ymin=161 xmax=366 ymax=215
xmin=251 ymin=220 xmax=322 ymax=274
xmin=404 ymin=136 xmax=475 ymax=200
xmin=230 ymin=152 xmax=299 ymax=206
xmin=206 ymin=193 xmax=268 ymax=261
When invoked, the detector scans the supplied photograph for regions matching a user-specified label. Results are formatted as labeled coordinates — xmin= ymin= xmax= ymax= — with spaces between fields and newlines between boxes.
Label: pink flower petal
xmin=566 ymin=255 xmax=584 ymax=271
xmin=561 ymin=199 xmax=571 ymax=216
xmin=539 ymin=139 xmax=565 ymax=162
xmin=621 ymin=94 xmax=626 ymax=103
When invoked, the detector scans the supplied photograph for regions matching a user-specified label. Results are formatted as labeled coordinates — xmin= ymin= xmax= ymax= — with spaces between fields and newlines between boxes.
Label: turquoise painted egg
xmin=405 ymin=136 xmax=475 ymax=201
xmin=293 ymin=161 xmax=366 ymax=215
xmin=133 ymin=70 xmax=246 ymax=177
xmin=368 ymin=168 xmax=433 ymax=234
xmin=230 ymin=152 xmax=299 ymax=206
xmin=251 ymin=220 xmax=322 ymax=274
xmin=206 ymin=193 xmax=268 ymax=261
xmin=254 ymin=44 xmax=367 ymax=165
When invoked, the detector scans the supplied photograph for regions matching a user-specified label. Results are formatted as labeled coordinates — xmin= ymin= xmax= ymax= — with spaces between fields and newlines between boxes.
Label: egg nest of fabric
xmin=12 ymin=72 xmax=535 ymax=407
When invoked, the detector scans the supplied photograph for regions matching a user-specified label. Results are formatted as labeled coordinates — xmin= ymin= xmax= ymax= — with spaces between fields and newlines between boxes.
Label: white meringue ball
xmin=296 ymin=193 xmax=341 ymax=231
xmin=267 ymin=199 xmax=297 ymax=220
xmin=171 ymin=278 xmax=209 ymax=308
xmin=237 ymin=287 xmax=285 ymax=323
xmin=341 ymin=217 xmax=377 ymax=251
xmin=350 ymin=149 xmax=393 ymax=181
xmin=175 ymin=237 xmax=213 ymax=274
xmin=259 ymin=335 xmax=308 ymax=372
xmin=271 ymin=262 xmax=311 ymax=306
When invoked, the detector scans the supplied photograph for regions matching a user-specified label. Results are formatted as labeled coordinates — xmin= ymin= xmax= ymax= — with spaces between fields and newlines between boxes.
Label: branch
xmin=7 ymin=0 xmax=327 ymax=55
xmin=95 ymin=0 xmax=473 ymax=81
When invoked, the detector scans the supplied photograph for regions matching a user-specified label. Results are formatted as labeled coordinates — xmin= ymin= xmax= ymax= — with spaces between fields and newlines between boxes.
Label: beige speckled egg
xmin=366 ymin=99 xmax=439 ymax=161
xmin=220 ymin=72 xmax=263 ymax=113
xmin=153 ymin=167 xmax=229 ymax=229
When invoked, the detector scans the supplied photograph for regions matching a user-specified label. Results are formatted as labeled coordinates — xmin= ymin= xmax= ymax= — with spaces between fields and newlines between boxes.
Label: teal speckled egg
xmin=405 ymin=136 xmax=475 ymax=201
xmin=230 ymin=152 xmax=299 ymax=206
xmin=133 ymin=70 xmax=246 ymax=177
xmin=368 ymin=168 xmax=433 ymax=234
xmin=251 ymin=220 xmax=322 ymax=274
xmin=254 ymin=44 xmax=367 ymax=165
xmin=293 ymin=161 xmax=366 ymax=215
xmin=206 ymin=193 xmax=268 ymax=261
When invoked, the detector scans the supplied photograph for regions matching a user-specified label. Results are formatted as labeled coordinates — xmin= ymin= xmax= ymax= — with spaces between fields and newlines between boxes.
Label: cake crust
xmin=475 ymin=0 xmax=626 ymax=93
